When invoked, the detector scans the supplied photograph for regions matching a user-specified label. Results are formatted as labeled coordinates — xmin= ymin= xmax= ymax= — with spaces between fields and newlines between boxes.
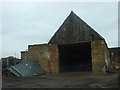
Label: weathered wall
xmin=49 ymin=45 xmax=59 ymax=73
xmin=27 ymin=44 xmax=59 ymax=73
xmin=25 ymin=40 xmax=110 ymax=73
xmin=48 ymin=11 xmax=104 ymax=45
xmin=109 ymin=47 xmax=120 ymax=58
xmin=21 ymin=51 xmax=28 ymax=61
xmin=91 ymin=40 xmax=110 ymax=72
xmin=109 ymin=47 xmax=120 ymax=63
xmin=27 ymin=44 xmax=50 ymax=73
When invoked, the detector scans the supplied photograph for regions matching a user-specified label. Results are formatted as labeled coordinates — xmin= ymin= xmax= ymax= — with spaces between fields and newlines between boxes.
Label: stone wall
xmin=27 ymin=44 xmax=59 ymax=73
xmin=23 ymin=40 xmax=110 ymax=73
xmin=91 ymin=40 xmax=110 ymax=72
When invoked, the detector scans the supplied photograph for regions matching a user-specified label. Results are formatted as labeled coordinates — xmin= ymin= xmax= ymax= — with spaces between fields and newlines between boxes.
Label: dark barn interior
xmin=58 ymin=42 xmax=92 ymax=72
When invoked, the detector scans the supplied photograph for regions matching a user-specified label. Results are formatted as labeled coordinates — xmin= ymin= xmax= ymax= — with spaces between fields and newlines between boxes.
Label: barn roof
xmin=48 ymin=11 xmax=104 ymax=45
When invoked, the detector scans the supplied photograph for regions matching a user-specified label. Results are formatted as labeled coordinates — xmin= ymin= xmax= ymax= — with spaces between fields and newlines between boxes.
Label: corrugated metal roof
xmin=8 ymin=60 xmax=44 ymax=77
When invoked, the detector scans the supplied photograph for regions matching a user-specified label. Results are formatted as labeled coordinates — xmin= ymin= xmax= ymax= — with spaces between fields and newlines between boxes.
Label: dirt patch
xmin=2 ymin=72 xmax=119 ymax=88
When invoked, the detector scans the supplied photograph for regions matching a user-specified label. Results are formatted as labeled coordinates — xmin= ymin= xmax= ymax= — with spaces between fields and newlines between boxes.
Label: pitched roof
xmin=48 ymin=11 xmax=104 ymax=44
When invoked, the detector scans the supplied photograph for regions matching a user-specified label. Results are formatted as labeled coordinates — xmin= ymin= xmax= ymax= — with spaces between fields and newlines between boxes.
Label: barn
xmin=22 ymin=11 xmax=110 ymax=73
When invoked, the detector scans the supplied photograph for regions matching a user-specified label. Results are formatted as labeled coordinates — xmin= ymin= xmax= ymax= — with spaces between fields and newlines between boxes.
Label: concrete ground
xmin=2 ymin=72 xmax=119 ymax=88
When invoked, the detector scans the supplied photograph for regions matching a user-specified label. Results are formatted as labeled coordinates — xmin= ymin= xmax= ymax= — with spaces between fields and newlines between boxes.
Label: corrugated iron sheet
xmin=8 ymin=60 xmax=44 ymax=77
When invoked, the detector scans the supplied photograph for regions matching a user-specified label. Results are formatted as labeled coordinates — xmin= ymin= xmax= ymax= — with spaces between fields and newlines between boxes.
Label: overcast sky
xmin=1 ymin=2 xmax=118 ymax=58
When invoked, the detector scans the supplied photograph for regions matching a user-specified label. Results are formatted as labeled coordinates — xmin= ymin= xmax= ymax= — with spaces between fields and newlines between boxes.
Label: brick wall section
xmin=49 ymin=45 xmax=59 ymax=73
xmin=91 ymin=40 xmax=110 ymax=72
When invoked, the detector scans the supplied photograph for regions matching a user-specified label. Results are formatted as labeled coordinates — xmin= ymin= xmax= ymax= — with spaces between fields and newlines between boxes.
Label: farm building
xmin=20 ymin=51 xmax=28 ymax=61
xmin=109 ymin=47 xmax=120 ymax=64
xmin=22 ymin=11 xmax=110 ymax=73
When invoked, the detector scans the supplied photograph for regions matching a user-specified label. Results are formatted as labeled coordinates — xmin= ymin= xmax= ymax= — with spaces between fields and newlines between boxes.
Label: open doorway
xmin=58 ymin=42 xmax=92 ymax=72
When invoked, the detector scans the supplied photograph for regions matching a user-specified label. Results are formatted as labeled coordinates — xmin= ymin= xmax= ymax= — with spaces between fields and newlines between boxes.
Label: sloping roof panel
xmin=8 ymin=60 xmax=44 ymax=77
xmin=48 ymin=11 xmax=104 ymax=44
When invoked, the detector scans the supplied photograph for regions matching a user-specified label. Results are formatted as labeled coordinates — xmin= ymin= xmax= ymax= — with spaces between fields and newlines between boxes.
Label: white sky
xmin=0 ymin=2 xmax=118 ymax=58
